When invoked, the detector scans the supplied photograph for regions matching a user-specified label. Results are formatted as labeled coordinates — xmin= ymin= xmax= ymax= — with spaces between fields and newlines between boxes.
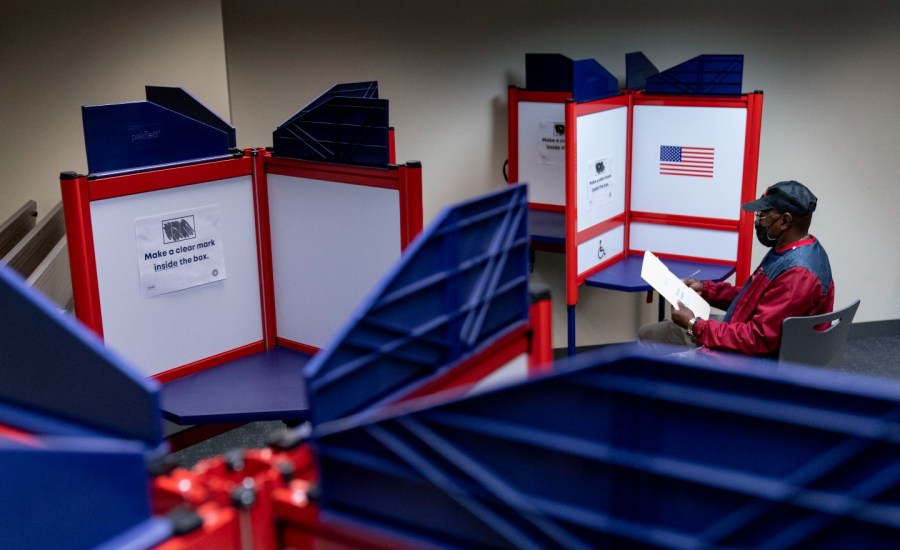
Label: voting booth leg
xmin=567 ymin=305 xmax=576 ymax=356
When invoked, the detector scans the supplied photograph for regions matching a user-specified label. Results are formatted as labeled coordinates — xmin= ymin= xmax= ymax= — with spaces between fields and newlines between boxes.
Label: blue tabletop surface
xmin=528 ymin=209 xmax=565 ymax=244
xmin=159 ymin=346 xmax=311 ymax=424
xmin=585 ymin=254 xmax=735 ymax=292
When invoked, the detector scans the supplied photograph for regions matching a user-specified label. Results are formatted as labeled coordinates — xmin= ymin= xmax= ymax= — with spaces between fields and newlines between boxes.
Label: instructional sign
xmin=586 ymin=156 xmax=614 ymax=209
xmin=134 ymin=204 xmax=226 ymax=297
xmin=538 ymin=120 xmax=565 ymax=165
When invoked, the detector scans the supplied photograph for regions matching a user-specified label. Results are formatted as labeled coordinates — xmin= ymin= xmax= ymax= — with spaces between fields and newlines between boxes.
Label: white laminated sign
xmin=134 ymin=204 xmax=226 ymax=298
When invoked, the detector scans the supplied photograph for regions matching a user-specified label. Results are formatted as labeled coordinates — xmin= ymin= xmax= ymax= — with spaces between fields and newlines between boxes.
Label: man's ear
xmin=781 ymin=212 xmax=793 ymax=230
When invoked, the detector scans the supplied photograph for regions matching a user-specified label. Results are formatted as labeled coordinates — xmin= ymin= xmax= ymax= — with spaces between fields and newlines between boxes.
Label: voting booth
xmin=508 ymin=54 xmax=763 ymax=352
xmin=61 ymin=84 xmax=423 ymax=426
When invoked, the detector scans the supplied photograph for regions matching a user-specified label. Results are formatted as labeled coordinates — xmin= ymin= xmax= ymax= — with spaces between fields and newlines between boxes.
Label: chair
xmin=779 ymin=300 xmax=861 ymax=367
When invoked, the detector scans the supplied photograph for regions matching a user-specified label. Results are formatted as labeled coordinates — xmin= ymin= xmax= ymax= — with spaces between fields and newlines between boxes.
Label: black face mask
xmin=755 ymin=221 xmax=780 ymax=247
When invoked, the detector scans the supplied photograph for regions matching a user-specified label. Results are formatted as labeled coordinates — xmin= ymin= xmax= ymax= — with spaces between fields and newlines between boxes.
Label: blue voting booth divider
xmin=273 ymin=81 xmax=390 ymax=167
xmin=0 ymin=263 xmax=170 ymax=548
xmin=82 ymin=85 xmax=237 ymax=177
xmin=305 ymin=185 xmax=530 ymax=426
xmin=311 ymin=343 xmax=900 ymax=549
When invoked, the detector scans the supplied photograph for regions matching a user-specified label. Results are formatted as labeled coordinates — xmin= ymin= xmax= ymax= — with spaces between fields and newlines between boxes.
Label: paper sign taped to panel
xmin=640 ymin=250 xmax=710 ymax=319
xmin=135 ymin=204 xmax=226 ymax=298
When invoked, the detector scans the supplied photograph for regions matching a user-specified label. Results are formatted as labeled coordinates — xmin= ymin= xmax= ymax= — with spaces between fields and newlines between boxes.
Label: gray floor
xmin=168 ymin=334 xmax=900 ymax=468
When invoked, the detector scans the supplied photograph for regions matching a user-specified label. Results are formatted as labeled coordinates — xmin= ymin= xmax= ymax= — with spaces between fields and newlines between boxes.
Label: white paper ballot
xmin=640 ymin=251 xmax=711 ymax=320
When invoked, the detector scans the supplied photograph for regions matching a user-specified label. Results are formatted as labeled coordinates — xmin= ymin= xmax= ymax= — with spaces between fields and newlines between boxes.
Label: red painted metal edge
xmin=275 ymin=338 xmax=321 ymax=357
xmin=152 ymin=341 xmax=267 ymax=384
xmin=264 ymin=157 xmax=403 ymax=190
xmin=398 ymin=324 xmax=530 ymax=402
xmin=253 ymin=149 xmax=278 ymax=350
xmin=625 ymin=249 xmax=737 ymax=267
xmin=507 ymin=86 xmax=519 ymax=185
xmin=59 ymin=173 xmax=104 ymax=336
xmin=737 ymin=91 xmax=765 ymax=285
xmin=575 ymin=214 xmax=626 ymax=243
xmin=515 ymin=89 xmax=572 ymax=103
xmin=388 ymin=127 xmax=396 ymax=165
xmin=564 ymin=100 xmax=579 ymax=306
xmin=528 ymin=295 xmax=553 ymax=375
xmin=577 ymin=250 xmax=628 ymax=284
xmin=398 ymin=163 xmax=424 ymax=250
xmin=630 ymin=211 xmax=740 ymax=231
xmin=633 ymin=90 xmax=750 ymax=109
xmin=88 ymin=155 xmax=253 ymax=200
xmin=624 ymin=90 xmax=635 ymax=254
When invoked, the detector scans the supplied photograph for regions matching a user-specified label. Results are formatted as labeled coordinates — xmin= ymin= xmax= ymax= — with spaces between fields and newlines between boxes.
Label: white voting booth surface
xmin=89 ymin=175 xmax=262 ymax=375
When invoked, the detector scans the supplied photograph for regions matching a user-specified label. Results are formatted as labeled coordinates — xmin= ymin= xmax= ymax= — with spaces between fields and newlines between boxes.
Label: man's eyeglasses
xmin=754 ymin=209 xmax=781 ymax=221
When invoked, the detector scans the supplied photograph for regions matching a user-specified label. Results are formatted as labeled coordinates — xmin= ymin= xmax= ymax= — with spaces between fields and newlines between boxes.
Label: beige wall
xmin=0 ymin=1 xmax=230 ymax=222
xmin=2 ymin=1 xmax=898 ymax=348
xmin=221 ymin=1 xmax=900 ymax=345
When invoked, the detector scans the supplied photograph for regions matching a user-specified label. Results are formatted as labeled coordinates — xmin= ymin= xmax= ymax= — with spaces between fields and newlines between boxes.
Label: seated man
xmin=639 ymin=180 xmax=834 ymax=357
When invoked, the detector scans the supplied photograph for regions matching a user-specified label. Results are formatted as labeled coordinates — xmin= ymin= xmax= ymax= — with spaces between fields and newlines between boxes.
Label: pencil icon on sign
xmin=659 ymin=145 xmax=715 ymax=178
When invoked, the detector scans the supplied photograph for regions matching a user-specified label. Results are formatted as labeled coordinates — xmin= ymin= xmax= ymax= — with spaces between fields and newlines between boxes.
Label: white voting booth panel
xmin=267 ymin=173 xmax=402 ymax=350
xmin=577 ymin=225 xmax=625 ymax=275
xmin=516 ymin=100 xmax=566 ymax=207
xmin=629 ymin=223 xmax=738 ymax=262
xmin=572 ymin=105 xmax=628 ymax=279
xmin=631 ymin=105 xmax=747 ymax=221
xmin=88 ymin=175 xmax=264 ymax=377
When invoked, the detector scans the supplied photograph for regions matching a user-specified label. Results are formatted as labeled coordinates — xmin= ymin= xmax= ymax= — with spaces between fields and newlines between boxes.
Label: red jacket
xmin=692 ymin=236 xmax=835 ymax=356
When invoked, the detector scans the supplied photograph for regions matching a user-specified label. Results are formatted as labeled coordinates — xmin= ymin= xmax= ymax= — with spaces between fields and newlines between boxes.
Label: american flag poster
xmin=659 ymin=145 xmax=715 ymax=178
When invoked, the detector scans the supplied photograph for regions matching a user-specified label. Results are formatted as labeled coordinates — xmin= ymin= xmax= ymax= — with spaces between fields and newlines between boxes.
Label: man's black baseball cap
xmin=741 ymin=180 xmax=817 ymax=216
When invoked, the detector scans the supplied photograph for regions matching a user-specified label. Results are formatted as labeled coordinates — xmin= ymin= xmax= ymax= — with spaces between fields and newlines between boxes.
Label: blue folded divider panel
xmin=273 ymin=81 xmax=390 ymax=167
xmin=525 ymin=53 xmax=619 ymax=102
xmin=645 ymin=54 xmax=744 ymax=95
xmin=0 ymin=263 xmax=169 ymax=547
xmin=304 ymin=185 xmax=530 ymax=427
xmin=625 ymin=51 xmax=659 ymax=90
xmin=311 ymin=343 xmax=900 ymax=549
xmin=82 ymin=85 xmax=236 ymax=176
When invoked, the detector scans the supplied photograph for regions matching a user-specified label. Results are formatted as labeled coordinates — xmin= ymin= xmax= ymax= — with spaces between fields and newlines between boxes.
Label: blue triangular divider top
xmin=0 ymin=263 xmax=163 ymax=447
xmin=625 ymin=51 xmax=659 ymax=90
xmin=273 ymin=81 xmax=390 ymax=167
xmin=304 ymin=185 xmax=530 ymax=426
xmin=525 ymin=53 xmax=618 ymax=102
xmin=645 ymin=54 xmax=744 ymax=95
xmin=82 ymin=86 xmax=235 ymax=176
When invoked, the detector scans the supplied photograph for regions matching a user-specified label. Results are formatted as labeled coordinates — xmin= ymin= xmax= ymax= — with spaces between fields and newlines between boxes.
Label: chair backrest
xmin=779 ymin=300 xmax=860 ymax=367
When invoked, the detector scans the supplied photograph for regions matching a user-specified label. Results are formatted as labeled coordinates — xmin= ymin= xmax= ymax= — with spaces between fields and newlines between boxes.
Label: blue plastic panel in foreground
xmin=82 ymin=86 xmax=236 ymax=176
xmin=0 ymin=263 xmax=163 ymax=447
xmin=645 ymin=54 xmax=744 ymax=95
xmin=312 ymin=343 xmax=900 ymax=549
xmin=304 ymin=185 xmax=530 ymax=426
xmin=273 ymin=81 xmax=390 ymax=167
xmin=525 ymin=53 xmax=619 ymax=102
xmin=0 ymin=436 xmax=170 ymax=549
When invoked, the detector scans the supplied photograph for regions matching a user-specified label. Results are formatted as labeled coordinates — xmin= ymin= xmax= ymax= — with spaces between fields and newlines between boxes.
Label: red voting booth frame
xmin=508 ymin=88 xmax=764 ymax=307
xmin=61 ymin=149 xmax=424 ymax=383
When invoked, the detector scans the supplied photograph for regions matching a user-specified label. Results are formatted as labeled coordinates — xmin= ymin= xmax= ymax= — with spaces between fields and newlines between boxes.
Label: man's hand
xmin=683 ymin=278 xmax=704 ymax=293
xmin=671 ymin=301 xmax=696 ymax=329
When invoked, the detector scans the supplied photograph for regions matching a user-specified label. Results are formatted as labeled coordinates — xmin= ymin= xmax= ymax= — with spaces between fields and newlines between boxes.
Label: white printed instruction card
xmin=134 ymin=204 xmax=227 ymax=298
xmin=640 ymin=250 xmax=711 ymax=320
